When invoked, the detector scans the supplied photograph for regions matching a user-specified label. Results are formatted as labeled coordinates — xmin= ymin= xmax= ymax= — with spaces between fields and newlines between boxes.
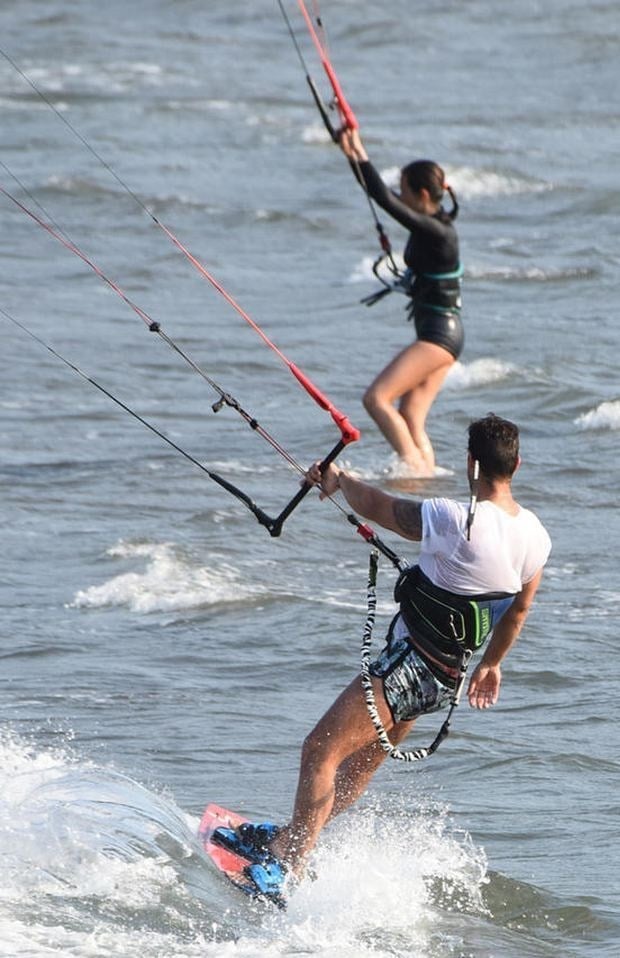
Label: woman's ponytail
xmin=444 ymin=183 xmax=459 ymax=220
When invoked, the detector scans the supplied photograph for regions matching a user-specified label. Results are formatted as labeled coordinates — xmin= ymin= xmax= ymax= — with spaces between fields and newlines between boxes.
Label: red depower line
xmin=153 ymin=218 xmax=360 ymax=446
xmin=296 ymin=0 xmax=359 ymax=131
xmin=1 ymin=176 xmax=359 ymax=536
xmin=1 ymin=180 xmax=358 ymax=448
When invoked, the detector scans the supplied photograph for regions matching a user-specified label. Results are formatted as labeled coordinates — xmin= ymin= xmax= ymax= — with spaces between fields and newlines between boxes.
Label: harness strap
xmin=406 ymin=633 xmax=461 ymax=684
xmin=360 ymin=551 xmax=471 ymax=763
xmin=423 ymin=264 xmax=465 ymax=281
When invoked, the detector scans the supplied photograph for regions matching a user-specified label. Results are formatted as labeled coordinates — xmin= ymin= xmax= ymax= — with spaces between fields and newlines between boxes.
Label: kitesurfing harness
xmin=360 ymin=547 xmax=516 ymax=763
xmin=361 ymin=263 xmax=464 ymax=322
xmin=394 ymin=565 xmax=515 ymax=684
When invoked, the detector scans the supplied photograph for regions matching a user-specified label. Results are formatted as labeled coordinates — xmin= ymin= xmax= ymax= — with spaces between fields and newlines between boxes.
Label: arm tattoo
xmin=393 ymin=499 xmax=423 ymax=540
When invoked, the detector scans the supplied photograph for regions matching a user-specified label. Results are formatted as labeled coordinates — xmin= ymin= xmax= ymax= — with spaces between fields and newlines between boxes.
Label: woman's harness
xmin=360 ymin=553 xmax=515 ymax=763
xmin=361 ymin=264 xmax=464 ymax=320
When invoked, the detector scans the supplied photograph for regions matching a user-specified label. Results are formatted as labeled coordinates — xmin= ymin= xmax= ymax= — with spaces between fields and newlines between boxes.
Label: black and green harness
xmin=360 ymin=552 xmax=515 ymax=762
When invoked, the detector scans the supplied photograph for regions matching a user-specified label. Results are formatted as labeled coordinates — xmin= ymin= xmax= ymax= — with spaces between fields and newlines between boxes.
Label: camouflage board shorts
xmin=369 ymin=615 xmax=454 ymax=723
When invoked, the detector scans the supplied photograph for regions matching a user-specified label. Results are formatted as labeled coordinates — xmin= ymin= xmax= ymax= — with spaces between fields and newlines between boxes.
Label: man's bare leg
xmin=329 ymin=718 xmax=415 ymax=819
xmin=269 ymin=675 xmax=406 ymax=871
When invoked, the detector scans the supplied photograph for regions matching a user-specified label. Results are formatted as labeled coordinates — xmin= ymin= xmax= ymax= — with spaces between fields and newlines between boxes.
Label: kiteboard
xmin=198 ymin=802 xmax=287 ymax=908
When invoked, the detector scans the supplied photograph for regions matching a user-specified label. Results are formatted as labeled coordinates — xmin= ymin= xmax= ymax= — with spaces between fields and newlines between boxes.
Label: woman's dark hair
xmin=468 ymin=414 xmax=520 ymax=479
xmin=401 ymin=159 xmax=459 ymax=220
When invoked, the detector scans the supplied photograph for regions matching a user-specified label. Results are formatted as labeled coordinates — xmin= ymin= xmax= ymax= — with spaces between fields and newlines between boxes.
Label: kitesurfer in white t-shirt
xmin=263 ymin=414 xmax=551 ymax=875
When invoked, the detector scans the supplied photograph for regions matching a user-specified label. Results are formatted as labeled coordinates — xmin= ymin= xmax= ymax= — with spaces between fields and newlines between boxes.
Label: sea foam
xmin=574 ymin=399 xmax=620 ymax=431
xmin=70 ymin=540 xmax=263 ymax=613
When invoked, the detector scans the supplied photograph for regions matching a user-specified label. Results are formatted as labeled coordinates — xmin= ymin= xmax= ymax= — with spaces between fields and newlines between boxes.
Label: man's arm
xmin=467 ymin=569 xmax=544 ymax=709
xmin=306 ymin=463 xmax=423 ymax=541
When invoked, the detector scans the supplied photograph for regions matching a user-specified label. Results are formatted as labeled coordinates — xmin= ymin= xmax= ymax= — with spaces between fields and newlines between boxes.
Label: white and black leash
xmin=360 ymin=550 xmax=472 ymax=762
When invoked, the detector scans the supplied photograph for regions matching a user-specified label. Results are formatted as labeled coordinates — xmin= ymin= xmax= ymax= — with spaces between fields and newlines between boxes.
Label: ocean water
xmin=1 ymin=1 xmax=619 ymax=955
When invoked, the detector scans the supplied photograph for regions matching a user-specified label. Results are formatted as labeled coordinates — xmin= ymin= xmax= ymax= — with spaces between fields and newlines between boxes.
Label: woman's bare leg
xmin=363 ymin=341 xmax=454 ymax=473
xmin=398 ymin=360 xmax=454 ymax=474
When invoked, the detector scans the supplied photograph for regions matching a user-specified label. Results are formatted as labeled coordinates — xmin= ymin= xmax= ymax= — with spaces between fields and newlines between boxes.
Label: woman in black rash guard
xmin=339 ymin=127 xmax=463 ymax=477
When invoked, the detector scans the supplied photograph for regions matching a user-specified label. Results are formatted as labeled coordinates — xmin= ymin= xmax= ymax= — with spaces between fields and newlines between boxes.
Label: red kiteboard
xmin=198 ymin=803 xmax=286 ymax=908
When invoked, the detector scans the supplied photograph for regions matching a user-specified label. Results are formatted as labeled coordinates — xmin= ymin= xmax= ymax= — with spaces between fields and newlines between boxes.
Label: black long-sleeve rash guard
xmin=352 ymin=159 xmax=460 ymax=277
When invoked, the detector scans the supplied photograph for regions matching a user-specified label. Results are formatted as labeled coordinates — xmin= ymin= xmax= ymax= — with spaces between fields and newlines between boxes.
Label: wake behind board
xmin=198 ymin=803 xmax=286 ymax=909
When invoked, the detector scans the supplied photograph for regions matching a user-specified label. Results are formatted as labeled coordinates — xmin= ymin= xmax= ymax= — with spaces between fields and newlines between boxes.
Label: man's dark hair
xmin=468 ymin=414 xmax=520 ymax=479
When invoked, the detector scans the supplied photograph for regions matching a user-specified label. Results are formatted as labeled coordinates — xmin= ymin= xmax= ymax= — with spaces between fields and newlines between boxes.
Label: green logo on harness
xmin=478 ymin=607 xmax=491 ymax=646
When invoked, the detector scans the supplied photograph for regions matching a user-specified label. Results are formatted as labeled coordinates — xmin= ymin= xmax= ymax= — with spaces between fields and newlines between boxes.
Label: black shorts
xmin=414 ymin=310 xmax=464 ymax=360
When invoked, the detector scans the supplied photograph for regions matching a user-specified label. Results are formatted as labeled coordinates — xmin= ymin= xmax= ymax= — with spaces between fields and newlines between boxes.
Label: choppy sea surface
xmin=1 ymin=1 xmax=619 ymax=955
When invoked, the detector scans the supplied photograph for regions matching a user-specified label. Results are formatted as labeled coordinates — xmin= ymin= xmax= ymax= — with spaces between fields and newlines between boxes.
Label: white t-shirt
xmin=418 ymin=497 xmax=551 ymax=596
